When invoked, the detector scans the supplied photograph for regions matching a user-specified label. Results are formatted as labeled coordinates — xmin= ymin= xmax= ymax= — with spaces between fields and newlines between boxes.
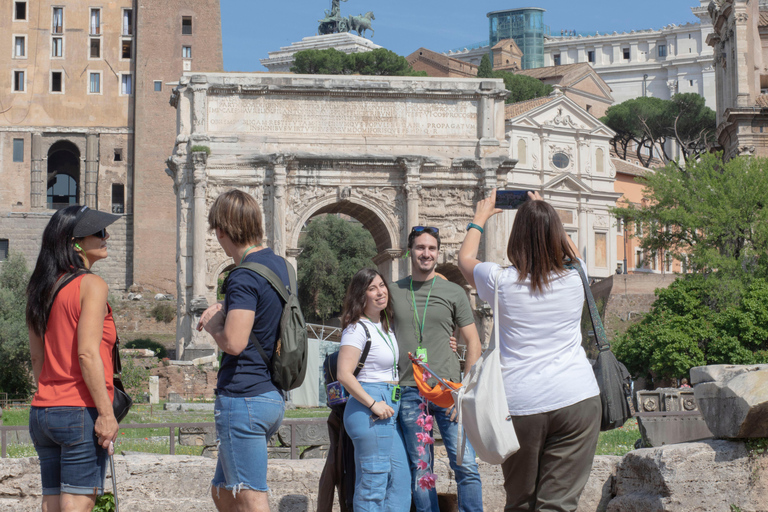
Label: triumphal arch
xmin=167 ymin=73 xmax=513 ymax=359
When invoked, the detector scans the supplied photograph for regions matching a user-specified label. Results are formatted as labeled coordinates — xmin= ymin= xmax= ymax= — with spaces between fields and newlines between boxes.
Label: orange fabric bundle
xmin=411 ymin=357 xmax=461 ymax=409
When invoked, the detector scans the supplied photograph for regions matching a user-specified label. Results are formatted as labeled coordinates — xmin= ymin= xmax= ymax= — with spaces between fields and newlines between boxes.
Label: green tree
xmin=495 ymin=71 xmax=553 ymax=104
xmin=612 ymin=155 xmax=768 ymax=381
xmin=291 ymin=48 xmax=426 ymax=76
xmin=601 ymin=93 xmax=716 ymax=167
xmin=0 ymin=253 xmax=32 ymax=396
xmin=612 ymin=154 xmax=768 ymax=274
xmin=298 ymin=215 xmax=377 ymax=322
xmin=477 ymin=54 xmax=493 ymax=78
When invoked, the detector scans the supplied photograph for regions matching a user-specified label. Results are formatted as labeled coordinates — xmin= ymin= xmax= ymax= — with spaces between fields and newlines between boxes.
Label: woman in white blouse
xmin=337 ymin=268 xmax=410 ymax=512
xmin=458 ymin=190 xmax=601 ymax=512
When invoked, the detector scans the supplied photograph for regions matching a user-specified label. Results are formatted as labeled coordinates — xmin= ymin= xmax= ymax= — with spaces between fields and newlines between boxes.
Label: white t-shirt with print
xmin=340 ymin=318 xmax=399 ymax=383
xmin=474 ymin=260 xmax=599 ymax=416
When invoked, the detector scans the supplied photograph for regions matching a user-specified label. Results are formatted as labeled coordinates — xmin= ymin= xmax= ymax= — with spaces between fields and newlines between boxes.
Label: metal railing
xmin=1 ymin=418 xmax=327 ymax=459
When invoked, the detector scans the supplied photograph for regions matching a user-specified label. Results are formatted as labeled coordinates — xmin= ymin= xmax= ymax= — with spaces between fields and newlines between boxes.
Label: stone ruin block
xmin=692 ymin=363 xmax=768 ymax=438
xmin=178 ymin=426 xmax=216 ymax=446
xmin=636 ymin=388 xmax=712 ymax=447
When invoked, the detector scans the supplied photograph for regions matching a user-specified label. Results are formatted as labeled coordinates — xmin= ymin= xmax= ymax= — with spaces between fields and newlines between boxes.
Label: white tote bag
xmin=453 ymin=268 xmax=519 ymax=465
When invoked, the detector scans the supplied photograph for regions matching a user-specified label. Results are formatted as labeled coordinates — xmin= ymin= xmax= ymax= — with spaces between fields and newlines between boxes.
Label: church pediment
xmin=542 ymin=172 xmax=593 ymax=194
xmin=516 ymin=96 xmax=609 ymax=134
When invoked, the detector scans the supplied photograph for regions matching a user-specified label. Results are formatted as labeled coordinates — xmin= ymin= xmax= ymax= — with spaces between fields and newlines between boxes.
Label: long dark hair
xmin=341 ymin=268 xmax=394 ymax=332
xmin=506 ymin=200 xmax=578 ymax=294
xmin=26 ymin=205 xmax=88 ymax=337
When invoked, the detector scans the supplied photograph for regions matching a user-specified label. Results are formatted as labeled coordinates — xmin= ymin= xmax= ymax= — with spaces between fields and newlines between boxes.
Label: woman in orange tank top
xmin=26 ymin=205 xmax=121 ymax=512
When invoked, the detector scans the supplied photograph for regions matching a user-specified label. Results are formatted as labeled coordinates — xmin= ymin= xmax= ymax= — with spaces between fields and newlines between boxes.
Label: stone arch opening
xmin=47 ymin=140 xmax=81 ymax=209
xmin=435 ymin=263 xmax=468 ymax=288
xmin=304 ymin=200 xmax=395 ymax=256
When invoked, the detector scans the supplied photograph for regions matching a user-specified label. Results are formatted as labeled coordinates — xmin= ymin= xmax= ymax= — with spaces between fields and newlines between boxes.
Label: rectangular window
xmin=14 ymin=2 xmax=27 ymax=20
xmin=90 ymin=38 xmax=100 ymax=58
xmin=182 ymin=46 xmax=192 ymax=59
xmin=0 ymin=240 xmax=8 ymax=261
xmin=51 ymin=71 xmax=63 ymax=92
xmin=13 ymin=70 xmax=25 ymax=92
xmin=122 ymin=9 xmax=133 ymax=36
xmin=623 ymin=48 xmax=630 ymax=60
xmin=121 ymin=39 xmax=132 ymax=59
xmin=111 ymin=184 xmax=125 ymax=214
xmin=90 ymin=8 xmax=100 ymax=34
xmin=121 ymin=74 xmax=132 ymax=95
xmin=665 ymin=253 xmax=672 ymax=272
xmin=689 ymin=79 xmax=694 ymax=87
xmin=52 ymin=7 xmax=63 ymax=33
xmin=553 ymin=53 xmax=561 ymax=66
xmin=89 ymin=72 xmax=100 ymax=94
xmin=114 ymin=148 xmax=123 ymax=161
xmin=153 ymin=80 xmax=162 ymax=92
xmin=635 ymin=249 xmax=643 ymax=269
xmin=658 ymin=44 xmax=667 ymax=57
xmin=52 ymin=36 xmax=63 ymax=57
xmin=14 ymin=36 xmax=26 ymax=58
xmin=587 ymin=50 xmax=594 ymax=63
xmin=13 ymin=138 xmax=24 ymax=162
xmin=182 ymin=16 xmax=192 ymax=35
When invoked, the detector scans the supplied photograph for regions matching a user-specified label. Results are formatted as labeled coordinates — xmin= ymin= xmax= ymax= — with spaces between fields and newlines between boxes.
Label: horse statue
xmin=347 ymin=11 xmax=375 ymax=38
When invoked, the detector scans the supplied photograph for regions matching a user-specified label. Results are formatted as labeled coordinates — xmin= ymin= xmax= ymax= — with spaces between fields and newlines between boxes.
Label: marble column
xmin=285 ymin=248 xmax=303 ymax=281
xmin=85 ymin=134 xmax=99 ymax=209
xmin=272 ymin=160 xmax=288 ymax=257
xmin=483 ymin=167 xmax=499 ymax=264
xmin=401 ymin=158 xmax=422 ymax=250
xmin=578 ymin=205 xmax=589 ymax=266
xmin=191 ymin=151 xmax=208 ymax=299
xmin=30 ymin=133 xmax=44 ymax=209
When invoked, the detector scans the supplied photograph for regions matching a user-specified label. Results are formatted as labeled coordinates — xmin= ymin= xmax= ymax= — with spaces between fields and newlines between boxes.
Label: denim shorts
xmin=211 ymin=391 xmax=285 ymax=493
xmin=29 ymin=406 xmax=106 ymax=496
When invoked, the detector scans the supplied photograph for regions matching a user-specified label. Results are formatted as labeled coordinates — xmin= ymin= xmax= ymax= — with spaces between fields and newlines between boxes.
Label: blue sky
xmin=221 ymin=1 xmax=704 ymax=72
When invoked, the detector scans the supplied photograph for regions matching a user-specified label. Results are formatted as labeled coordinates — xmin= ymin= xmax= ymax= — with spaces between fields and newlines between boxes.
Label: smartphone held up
xmin=495 ymin=190 xmax=530 ymax=210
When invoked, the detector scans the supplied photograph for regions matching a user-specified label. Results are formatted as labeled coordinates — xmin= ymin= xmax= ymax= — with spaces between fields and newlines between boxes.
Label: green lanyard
xmin=239 ymin=244 xmax=260 ymax=265
xmin=410 ymin=277 xmax=436 ymax=347
xmin=365 ymin=316 xmax=398 ymax=381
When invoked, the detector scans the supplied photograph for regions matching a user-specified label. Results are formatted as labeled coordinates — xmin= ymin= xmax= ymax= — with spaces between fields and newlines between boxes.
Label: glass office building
xmin=488 ymin=7 xmax=548 ymax=70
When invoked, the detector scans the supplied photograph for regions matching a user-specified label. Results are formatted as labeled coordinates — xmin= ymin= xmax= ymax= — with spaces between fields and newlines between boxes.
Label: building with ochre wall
xmin=0 ymin=0 xmax=222 ymax=293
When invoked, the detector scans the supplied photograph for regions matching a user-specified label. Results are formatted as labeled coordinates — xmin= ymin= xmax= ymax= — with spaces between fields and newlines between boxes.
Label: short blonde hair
xmin=208 ymin=189 xmax=263 ymax=247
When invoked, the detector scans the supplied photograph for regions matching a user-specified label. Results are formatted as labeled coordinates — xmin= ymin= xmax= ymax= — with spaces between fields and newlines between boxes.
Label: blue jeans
xmin=343 ymin=382 xmax=411 ymax=512
xmin=397 ymin=386 xmax=483 ymax=512
xmin=29 ymin=406 xmax=107 ymax=496
xmin=211 ymin=391 xmax=285 ymax=493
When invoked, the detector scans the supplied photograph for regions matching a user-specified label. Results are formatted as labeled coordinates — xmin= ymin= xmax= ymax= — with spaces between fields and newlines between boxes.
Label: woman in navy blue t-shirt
xmin=198 ymin=189 xmax=290 ymax=512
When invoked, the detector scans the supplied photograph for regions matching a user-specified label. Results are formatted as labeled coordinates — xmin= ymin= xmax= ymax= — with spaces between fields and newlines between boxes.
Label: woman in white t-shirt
xmin=337 ymin=268 xmax=410 ymax=512
xmin=457 ymin=190 xmax=601 ymax=512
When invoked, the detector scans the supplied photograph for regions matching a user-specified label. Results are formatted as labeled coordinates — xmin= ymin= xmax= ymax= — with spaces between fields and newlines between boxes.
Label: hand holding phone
xmin=494 ymin=190 xmax=530 ymax=210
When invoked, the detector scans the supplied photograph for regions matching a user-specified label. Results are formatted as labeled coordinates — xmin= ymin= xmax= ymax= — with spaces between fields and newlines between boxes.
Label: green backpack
xmin=238 ymin=260 xmax=308 ymax=391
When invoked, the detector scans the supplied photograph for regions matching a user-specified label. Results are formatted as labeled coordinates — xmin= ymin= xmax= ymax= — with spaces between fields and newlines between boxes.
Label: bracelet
xmin=368 ymin=399 xmax=376 ymax=409
xmin=467 ymin=222 xmax=484 ymax=234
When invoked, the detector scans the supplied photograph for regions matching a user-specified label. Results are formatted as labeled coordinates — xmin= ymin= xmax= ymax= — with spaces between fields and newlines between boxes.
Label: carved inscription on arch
xmin=207 ymin=96 xmax=478 ymax=138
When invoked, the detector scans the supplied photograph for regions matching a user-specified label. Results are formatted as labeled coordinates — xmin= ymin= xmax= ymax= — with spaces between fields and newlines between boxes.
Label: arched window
xmin=517 ymin=139 xmax=527 ymax=166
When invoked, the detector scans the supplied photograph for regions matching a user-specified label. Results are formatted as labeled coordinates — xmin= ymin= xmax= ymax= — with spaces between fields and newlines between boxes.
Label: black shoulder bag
xmin=47 ymin=271 xmax=133 ymax=422
xmin=567 ymin=261 xmax=633 ymax=431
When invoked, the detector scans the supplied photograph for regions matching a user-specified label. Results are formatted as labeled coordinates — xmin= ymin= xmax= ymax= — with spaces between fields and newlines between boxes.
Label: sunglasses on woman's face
xmin=411 ymin=226 xmax=439 ymax=236
xmin=89 ymin=229 xmax=108 ymax=239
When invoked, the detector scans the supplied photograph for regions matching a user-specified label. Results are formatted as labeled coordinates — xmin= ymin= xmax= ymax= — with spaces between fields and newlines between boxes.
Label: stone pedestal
xmin=148 ymin=376 xmax=159 ymax=404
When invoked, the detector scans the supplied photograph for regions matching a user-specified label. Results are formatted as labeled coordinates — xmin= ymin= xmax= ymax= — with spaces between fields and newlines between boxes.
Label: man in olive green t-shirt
xmin=391 ymin=227 xmax=483 ymax=512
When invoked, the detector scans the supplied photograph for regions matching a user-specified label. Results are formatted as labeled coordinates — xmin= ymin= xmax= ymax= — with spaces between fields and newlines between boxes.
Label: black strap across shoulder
xmin=565 ymin=260 xmax=610 ymax=352
xmin=327 ymin=321 xmax=372 ymax=383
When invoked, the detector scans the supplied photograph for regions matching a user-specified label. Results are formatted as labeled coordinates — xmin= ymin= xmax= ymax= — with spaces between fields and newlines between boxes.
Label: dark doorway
xmin=47 ymin=141 xmax=81 ymax=209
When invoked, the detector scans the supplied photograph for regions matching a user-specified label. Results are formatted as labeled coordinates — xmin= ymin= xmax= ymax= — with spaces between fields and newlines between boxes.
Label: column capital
xmin=286 ymin=247 xmax=303 ymax=258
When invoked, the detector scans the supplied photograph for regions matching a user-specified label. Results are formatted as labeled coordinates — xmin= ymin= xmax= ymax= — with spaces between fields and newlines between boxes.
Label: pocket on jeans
xmin=45 ymin=408 xmax=85 ymax=446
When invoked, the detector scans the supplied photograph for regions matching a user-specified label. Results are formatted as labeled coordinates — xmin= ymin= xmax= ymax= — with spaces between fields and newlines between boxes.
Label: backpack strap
xmin=354 ymin=322 xmax=372 ymax=378
xmin=236 ymin=260 xmax=293 ymax=373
